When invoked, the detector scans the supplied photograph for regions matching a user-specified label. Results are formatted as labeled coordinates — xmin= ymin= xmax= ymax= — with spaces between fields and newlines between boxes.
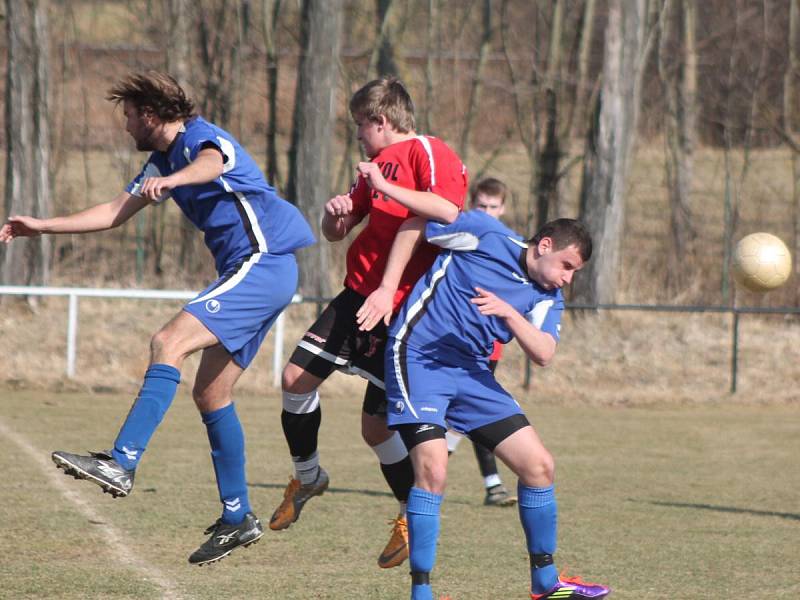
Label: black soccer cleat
xmin=188 ymin=512 xmax=264 ymax=566
xmin=52 ymin=450 xmax=135 ymax=498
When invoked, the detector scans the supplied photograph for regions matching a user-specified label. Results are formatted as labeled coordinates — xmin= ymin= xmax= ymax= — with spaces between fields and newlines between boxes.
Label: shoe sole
xmin=269 ymin=479 xmax=329 ymax=531
xmin=52 ymin=453 xmax=129 ymax=498
xmin=485 ymin=496 xmax=518 ymax=507
xmin=190 ymin=531 xmax=264 ymax=566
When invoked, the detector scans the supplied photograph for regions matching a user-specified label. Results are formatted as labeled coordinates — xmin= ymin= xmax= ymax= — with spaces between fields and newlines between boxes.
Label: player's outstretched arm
xmin=0 ymin=191 xmax=150 ymax=243
xmin=471 ymin=287 xmax=557 ymax=367
xmin=357 ymin=216 xmax=426 ymax=331
xmin=137 ymin=147 xmax=224 ymax=202
xmin=321 ymin=194 xmax=363 ymax=241
xmin=356 ymin=161 xmax=458 ymax=224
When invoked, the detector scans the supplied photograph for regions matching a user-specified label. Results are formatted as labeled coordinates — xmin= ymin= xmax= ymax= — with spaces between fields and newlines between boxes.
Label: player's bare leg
xmin=495 ymin=427 xmax=610 ymax=599
xmin=53 ymin=310 xmax=217 ymax=497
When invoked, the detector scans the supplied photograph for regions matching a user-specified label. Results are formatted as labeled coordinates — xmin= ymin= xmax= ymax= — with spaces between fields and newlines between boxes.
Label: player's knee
xmin=149 ymin=329 xmax=171 ymax=361
xmin=361 ymin=414 xmax=391 ymax=447
xmin=520 ymin=450 xmax=555 ymax=487
xmin=282 ymin=363 xmax=315 ymax=393
xmin=414 ymin=460 xmax=448 ymax=494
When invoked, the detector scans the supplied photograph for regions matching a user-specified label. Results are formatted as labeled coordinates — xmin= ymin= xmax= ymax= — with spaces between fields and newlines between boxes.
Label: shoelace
xmin=283 ymin=477 xmax=300 ymax=497
xmin=203 ymin=519 xmax=223 ymax=535
xmin=387 ymin=516 xmax=407 ymax=535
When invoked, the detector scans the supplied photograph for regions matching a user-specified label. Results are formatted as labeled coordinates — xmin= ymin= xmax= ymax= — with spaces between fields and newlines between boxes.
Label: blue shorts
xmin=384 ymin=341 xmax=523 ymax=434
xmin=184 ymin=252 xmax=297 ymax=369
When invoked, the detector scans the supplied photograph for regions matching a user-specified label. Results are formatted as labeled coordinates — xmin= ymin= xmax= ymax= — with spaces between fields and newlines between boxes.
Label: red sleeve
xmin=410 ymin=138 xmax=467 ymax=210
xmin=348 ymin=176 xmax=371 ymax=222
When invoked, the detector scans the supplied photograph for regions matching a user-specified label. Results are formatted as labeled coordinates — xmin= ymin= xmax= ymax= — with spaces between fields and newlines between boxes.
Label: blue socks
xmin=407 ymin=487 xmax=443 ymax=600
xmin=113 ymin=364 xmax=180 ymax=470
xmin=203 ymin=403 xmax=251 ymax=524
xmin=518 ymin=483 xmax=559 ymax=594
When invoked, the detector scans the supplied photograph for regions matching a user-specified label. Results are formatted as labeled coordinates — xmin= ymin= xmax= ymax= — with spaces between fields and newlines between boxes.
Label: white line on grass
xmin=0 ymin=418 xmax=185 ymax=600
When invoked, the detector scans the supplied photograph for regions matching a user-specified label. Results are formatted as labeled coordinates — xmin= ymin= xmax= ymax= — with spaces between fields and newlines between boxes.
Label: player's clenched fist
xmin=324 ymin=194 xmax=354 ymax=218
xmin=357 ymin=161 xmax=388 ymax=193
xmin=0 ymin=216 xmax=45 ymax=243
xmin=470 ymin=286 xmax=514 ymax=319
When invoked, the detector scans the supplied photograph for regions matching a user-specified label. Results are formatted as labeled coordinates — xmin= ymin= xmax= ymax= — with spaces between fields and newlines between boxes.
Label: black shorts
xmin=289 ymin=287 xmax=388 ymax=415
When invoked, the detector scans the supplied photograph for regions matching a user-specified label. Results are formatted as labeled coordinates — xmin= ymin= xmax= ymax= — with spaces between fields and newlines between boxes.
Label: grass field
xmin=1 ymin=385 xmax=798 ymax=599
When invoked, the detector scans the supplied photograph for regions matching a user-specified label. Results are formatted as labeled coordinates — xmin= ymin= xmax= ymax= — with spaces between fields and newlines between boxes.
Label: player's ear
xmin=537 ymin=236 xmax=553 ymax=255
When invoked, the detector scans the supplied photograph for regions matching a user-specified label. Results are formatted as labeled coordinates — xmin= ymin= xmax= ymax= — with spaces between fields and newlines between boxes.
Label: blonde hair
xmin=107 ymin=71 xmax=195 ymax=121
xmin=349 ymin=77 xmax=415 ymax=133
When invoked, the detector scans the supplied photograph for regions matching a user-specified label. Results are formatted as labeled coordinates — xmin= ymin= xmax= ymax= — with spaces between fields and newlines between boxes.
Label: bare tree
xmin=2 ymin=0 xmax=51 ymax=287
xmin=573 ymin=0 xmax=650 ymax=305
xmin=262 ymin=0 xmax=283 ymax=189
xmin=785 ymin=0 xmax=800 ymax=303
xmin=458 ymin=0 xmax=493 ymax=164
xmin=658 ymin=0 xmax=697 ymax=294
xmin=287 ymin=0 xmax=343 ymax=297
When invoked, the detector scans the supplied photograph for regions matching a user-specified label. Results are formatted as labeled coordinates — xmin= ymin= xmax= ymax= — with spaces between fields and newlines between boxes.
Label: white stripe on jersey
xmin=391 ymin=252 xmax=454 ymax=420
xmin=527 ymin=299 xmax=554 ymax=329
xmin=220 ymin=176 xmax=269 ymax=253
xmin=427 ymin=231 xmax=479 ymax=251
xmin=129 ymin=163 xmax=170 ymax=203
xmin=414 ymin=135 xmax=436 ymax=189
xmin=188 ymin=252 xmax=262 ymax=305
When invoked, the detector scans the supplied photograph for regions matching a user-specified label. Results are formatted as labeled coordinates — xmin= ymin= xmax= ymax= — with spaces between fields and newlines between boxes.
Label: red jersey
xmin=489 ymin=340 xmax=504 ymax=361
xmin=344 ymin=135 xmax=467 ymax=309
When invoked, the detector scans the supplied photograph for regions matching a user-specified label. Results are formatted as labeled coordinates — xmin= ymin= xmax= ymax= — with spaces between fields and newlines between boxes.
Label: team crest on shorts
xmin=393 ymin=400 xmax=405 ymax=414
xmin=205 ymin=299 xmax=222 ymax=314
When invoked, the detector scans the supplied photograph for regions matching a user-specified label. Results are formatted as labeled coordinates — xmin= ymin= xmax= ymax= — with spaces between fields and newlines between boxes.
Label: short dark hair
xmin=471 ymin=177 xmax=507 ymax=204
xmin=530 ymin=218 xmax=593 ymax=263
xmin=106 ymin=71 xmax=195 ymax=121
xmin=349 ymin=77 xmax=416 ymax=133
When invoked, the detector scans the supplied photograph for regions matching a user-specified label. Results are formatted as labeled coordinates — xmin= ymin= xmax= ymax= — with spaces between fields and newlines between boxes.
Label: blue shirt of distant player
xmin=389 ymin=210 xmax=564 ymax=367
xmin=126 ymin=116 xmax=315 ymax=274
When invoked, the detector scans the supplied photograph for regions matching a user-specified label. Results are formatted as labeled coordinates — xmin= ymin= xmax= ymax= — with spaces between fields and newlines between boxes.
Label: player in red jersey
xmin=444 ymin=178 xmax=518 ymax=507
xmin=269 ymin=77 xmax=467 ymax=569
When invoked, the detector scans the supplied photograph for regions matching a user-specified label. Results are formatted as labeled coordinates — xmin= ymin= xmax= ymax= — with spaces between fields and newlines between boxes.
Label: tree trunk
xmin=262 ymin=0 xmax=283 ymax=190
xmin=2 ymin=0 xmax=51 ymax=287
xmin=459 ymin=0 xmax=493 ymax=163
xmin=659 ymin=0 xmax=697 ymax=294
xmin=287 ymin=0 xmax=342 ymax=297
xmin=574 ymin=0 xmax=647 ymax=305
xmin=786 ymin=0 xmax=800 ymax=303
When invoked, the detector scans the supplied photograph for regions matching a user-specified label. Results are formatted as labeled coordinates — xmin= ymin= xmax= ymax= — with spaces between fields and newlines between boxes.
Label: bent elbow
xmin=440 ymin=204 xmax=459 ymax=224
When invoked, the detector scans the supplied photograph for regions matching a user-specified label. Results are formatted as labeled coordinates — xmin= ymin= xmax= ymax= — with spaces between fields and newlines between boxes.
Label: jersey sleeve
xmin=182 ymin=124 xmax=233 ymax=172
xmin=411 ymin=138 xmax=467 ymax=209
xmin=526 ymin=294 xmax=564 ymax=342
xmin=126 ymin=158 xmax=170 ymax=204
xmin=424 ymin=211 xmax=488 ymax=251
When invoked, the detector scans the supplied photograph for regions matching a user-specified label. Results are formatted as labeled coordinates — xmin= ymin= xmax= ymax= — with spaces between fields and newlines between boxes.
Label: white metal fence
xmin=0 ymin=285 xmax=300 ymax=387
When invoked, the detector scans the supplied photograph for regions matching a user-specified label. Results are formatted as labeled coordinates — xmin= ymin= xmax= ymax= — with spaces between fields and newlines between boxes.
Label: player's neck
xmin=153 ymin=120 xmax=185 ymax=152
xmin=383 ymin=130 xmax=417 ymax=147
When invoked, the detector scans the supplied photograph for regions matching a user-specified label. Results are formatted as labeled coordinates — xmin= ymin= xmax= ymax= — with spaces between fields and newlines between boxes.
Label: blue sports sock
xmin=407 ymin=487 xmax=442 ymax=600
xmin=112 ymin=364 xmax=181 ymax=470
xmin=518 ymin=483 xmax=559 ymax=594
xmin=203 ymin=403 xmax=251 ymax=524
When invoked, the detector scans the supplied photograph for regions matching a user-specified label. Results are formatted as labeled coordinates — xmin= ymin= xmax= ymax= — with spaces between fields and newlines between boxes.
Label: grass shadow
xmin=634 ymin=499 xmax=800 ymax=521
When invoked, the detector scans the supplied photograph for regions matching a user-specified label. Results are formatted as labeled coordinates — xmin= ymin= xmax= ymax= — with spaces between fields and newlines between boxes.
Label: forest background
xmin=0 ymin=0 xmax=799 ymax=400
xmin=3 ymin=0 xmax=800 ymax=303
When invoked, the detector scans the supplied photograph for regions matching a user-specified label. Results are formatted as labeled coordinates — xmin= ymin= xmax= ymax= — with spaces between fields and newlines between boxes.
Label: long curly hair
xmin=106 ymin=71 xmax=195 ymax=121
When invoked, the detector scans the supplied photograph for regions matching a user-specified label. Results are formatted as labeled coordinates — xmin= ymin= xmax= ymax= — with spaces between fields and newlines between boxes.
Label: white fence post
xmin=66 ymin=293 xmax=79 ymax=378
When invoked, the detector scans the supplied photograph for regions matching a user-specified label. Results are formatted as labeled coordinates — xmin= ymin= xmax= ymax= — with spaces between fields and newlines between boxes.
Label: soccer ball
xmin=732 ymin=232 xmax=792 ymax=292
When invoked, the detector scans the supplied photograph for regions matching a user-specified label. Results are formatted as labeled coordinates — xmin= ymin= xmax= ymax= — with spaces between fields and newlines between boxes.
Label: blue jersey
xmin=389 ymin=210 xmax=564 ymax=366
xmin=126 ymin=116 xmax=315 ymax=274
